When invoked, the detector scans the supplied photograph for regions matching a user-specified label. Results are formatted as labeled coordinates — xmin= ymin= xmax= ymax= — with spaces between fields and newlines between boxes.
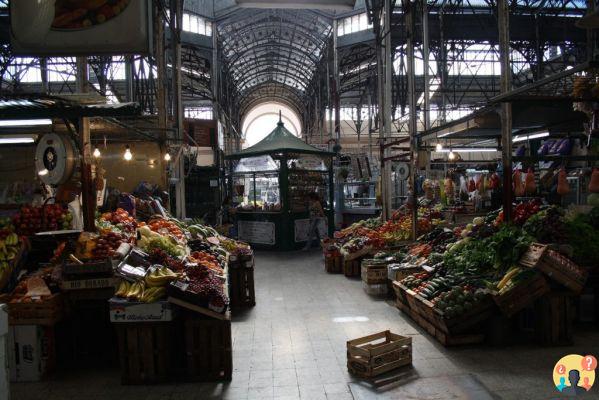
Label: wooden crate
xmin=534 ymin=291 xmax=575 ymax=346
xmin=391 ymin=265 xmax=423 ymax=282
xmin=229 ymin=264 xmax=256 ymax=309
xmin=1 ymin=293 xmax=64 ymax=326
xmin=404 ymin=289 xmax=494 ymax=335
xmin=493 ymin=272 xmax=550 ymax=318
xmin=343 ymin=258 xmax=361 ymax=278
xmin=362 ymin=282 xmax=388 ymax=297
xmin=396 ymin=300 xmax=485 ymax=346
xmin=361 ymin=260 xmax=388 ymax=285
xmin=347 ymin=330 xmax=412 ymax=378
xmin=62 ymin=258 xmax=113 ymax=277
xmin=392 ymin=281 xmax=411 ymax=308
xmin=324 ymin=255 xmax=343 ymax=274
xmin=520 ymin=243 xmax=588 ymax=294
xmin=115 ymin=322 xmax=174 ymax=384
xmin=184 ymin=315 xmax=232 ymax=381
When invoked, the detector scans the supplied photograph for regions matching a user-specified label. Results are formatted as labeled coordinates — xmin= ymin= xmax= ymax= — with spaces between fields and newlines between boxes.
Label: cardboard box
xmin=8 ymin=325 xmax=55 ymax=382
xmin=109 ymin=298 xmax=176 ymax=323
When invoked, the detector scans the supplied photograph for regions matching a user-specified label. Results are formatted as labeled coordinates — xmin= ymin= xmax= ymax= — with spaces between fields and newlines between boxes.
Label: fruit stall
xmin=226 ymin=119 xmax=335 ymax=250
xmin=0 ymin=204 xmax=255 ymax=383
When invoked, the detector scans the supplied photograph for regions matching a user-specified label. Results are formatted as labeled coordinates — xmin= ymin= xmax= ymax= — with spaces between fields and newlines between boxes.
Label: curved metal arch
xmin=238 ymin=83 xmax=306 ymax=116
xmin=241 ymin=107 xmax=303 ymax=138
xmin=241 ymin=95 xmax=304 ymax=121
xmin=232 ymin=60 xmax=315 ymax=91
xmin=226 ymin=40 xmax=321 ymax=68
xmin=220 ymin=25 xmax=329 ymax=59
xmin=218 ymin=8 xmax=331 ymax=41
xmin=235 ymin=73 xmax=308 ymax=96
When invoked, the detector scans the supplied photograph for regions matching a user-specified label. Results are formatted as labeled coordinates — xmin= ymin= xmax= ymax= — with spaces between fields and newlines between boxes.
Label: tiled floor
xmin=10 ymin=250 xmax=599 ymax=400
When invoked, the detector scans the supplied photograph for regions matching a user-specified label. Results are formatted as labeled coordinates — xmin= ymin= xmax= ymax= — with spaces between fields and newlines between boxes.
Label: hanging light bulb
xmin=448 ymin=149 xmax=456 ymax=161
xmin=435 ymin=143 xmax=443 ymax=152
xmin=124 ymin=145 xmax=132 ymax=161
xmin=93 ymin=147 xmax=101 ymax=158
xmin=164 ymin=152 xmax=171 ymax=162
xmin=38 ymin=168 xmax=49 ymax=176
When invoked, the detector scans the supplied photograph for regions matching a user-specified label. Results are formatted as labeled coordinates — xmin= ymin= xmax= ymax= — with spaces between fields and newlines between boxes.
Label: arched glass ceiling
xmin=217 ymin=8 xmax=332 ymax=116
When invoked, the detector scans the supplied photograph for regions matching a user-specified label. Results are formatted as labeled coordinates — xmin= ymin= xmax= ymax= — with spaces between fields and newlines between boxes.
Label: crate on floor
xmin=347 ymin=330 xmax=412 ymax=379
xmin=184 ymin=313 xmax=232 ymax=381
xmin=362 ymin=282 xmax=388 ymax=297
xmin=534 ymin=291 xmax=575 ymax=346
xmin=361 ymin=259 xmax=388 ymax=285
xmin=229 ymin=263 xmax=256 ymax=309
xmin=324 ymin=254 xmax=343 ymax=273
xmin=115 ymin=322 xmax=174 ymax=384
xmin=344 ymin=258 xmax=361 ymax=278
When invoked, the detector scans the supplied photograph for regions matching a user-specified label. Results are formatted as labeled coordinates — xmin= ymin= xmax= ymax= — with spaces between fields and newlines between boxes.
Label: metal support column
xmin=382 ymin=0 xmax=393 ymax=221
xmin=155 ymin=2 xmax=169 ymax=189
xmin=332 ymin=19 xmax=343 ymax=229
xmin=170 ymin=0 xmax=186 ymax=219
xmin=498 ymin=0 xmax=513 ymax=222
xmin=76 ymin=57 xmax=95 ymax=232
xmin=406 ymin=0 xmax=418 ymax=239
xmin=125 ymin=55 xmax=134 ymax=102
xmin=422 ymin=0 xmax=430 ymax=131
xmin=40 ymin=58 xmax=48 ymax=94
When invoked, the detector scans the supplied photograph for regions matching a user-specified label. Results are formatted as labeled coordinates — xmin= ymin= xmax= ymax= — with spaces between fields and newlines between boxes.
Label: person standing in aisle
xmin=303 ymin=192 xmax=325 ymax=250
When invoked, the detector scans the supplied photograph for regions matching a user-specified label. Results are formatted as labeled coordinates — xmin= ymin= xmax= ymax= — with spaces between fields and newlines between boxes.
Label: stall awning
xmin=226 ymin=120 xmax=334 ymax=159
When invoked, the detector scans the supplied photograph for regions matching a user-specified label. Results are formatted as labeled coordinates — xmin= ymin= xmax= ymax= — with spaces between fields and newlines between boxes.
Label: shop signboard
xmin=238 ymin=220 xmax=275 ymax=245
xmin=10 ymin=0 xmax=151 ymax=55
xmin=109 ymin=299 xmax=176 ymax=323
xmin=294 ymin=218 xmax=328 ymax=243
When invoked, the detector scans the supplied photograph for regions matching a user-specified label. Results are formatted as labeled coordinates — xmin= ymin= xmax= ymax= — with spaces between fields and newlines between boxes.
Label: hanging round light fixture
xmin=164 ymin=152 xmax=171 ymax=162
xmin=93 ymin=147 xmax=101 ymax=158
xmin=124 ymin=145 xmax=132 ymax=161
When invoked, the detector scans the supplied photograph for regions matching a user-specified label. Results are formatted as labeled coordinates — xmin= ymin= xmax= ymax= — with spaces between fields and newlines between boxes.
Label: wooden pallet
xmin=0 ymin=293 xmax=64 ymax=326
xmin=520 ymin=243 xmax=588 ymax=294
xmin=115 ymin=322 xmax=174 ymax=384
xmin=229 ymin=264 xmax=256 ymax=309
xmin=184 ymin=314 xmax=232 ymax=381
xmin=347 ymin=330 xmax=412 ymax=378
xmin=493 ymin=272 xmax=550 ymax=318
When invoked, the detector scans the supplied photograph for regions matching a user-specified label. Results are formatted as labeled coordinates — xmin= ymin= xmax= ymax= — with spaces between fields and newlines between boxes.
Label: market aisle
xmin=11 ymin=250 xmax=599 ymax=400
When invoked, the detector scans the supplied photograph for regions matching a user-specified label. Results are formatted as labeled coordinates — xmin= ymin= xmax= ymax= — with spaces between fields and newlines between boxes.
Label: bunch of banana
xmin=125 ymin=281 xmax=145 ymax=301
xmin=4 ymin=233 xmax=18 ymax=246
xmin=140 ymin=287 xmax=166 ymax=303
xmin=144 ymin=266 xmax=179 ymax=288
xmin=114 ymin=279 xmax=131 ymax=298
xmin=0 ymin=233 xmax=19 ymax=261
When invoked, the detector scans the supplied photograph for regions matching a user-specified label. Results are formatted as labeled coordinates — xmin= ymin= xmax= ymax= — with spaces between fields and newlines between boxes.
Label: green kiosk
xmin=226 ymin=120 xmax=335 ymax=250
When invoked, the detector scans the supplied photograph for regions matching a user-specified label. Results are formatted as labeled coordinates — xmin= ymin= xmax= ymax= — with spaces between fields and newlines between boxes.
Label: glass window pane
xmin=183 ymin=13 xmax=190 ymax=32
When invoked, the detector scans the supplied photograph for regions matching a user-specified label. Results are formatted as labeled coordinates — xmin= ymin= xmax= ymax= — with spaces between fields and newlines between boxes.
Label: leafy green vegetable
xmin=486 ymin=225 xmax=532 ymax=269
xmin=565 ymin=215 xmax=599 ymax=267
